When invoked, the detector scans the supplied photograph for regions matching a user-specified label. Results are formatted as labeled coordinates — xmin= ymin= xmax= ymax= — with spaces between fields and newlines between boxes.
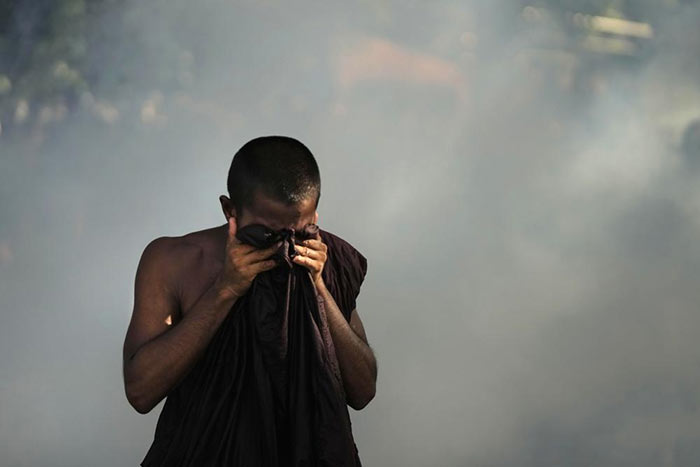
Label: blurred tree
xmin=0 ymin=0 xmax=93 ymax=133
xmin=0 ymin=0 xmax=200 ymax=139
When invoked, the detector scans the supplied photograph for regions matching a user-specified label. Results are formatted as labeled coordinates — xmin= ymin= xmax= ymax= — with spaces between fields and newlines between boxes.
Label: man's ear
xmin=219 ymin=195 xmax=235 ymax=221
xmin=314 ymin=211 xmax=319 ymax=224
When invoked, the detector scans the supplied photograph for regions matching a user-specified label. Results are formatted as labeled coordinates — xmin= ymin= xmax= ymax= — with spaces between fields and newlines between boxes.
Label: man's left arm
xmin=293 ymin=238 xmax=377 ymax=410
xmin=316 ymin=281 xmax=377 ymax=410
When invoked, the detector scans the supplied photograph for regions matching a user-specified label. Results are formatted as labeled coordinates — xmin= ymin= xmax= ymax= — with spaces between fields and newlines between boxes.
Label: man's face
xmin=232 ymin=189 xmax=318 ymax=233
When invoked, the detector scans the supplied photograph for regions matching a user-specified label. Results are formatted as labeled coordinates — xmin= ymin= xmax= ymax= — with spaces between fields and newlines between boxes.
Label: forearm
xmin=316 ymin=281 xmax=377 ymax=410
xmin=124 ymin=281 xmax=238 ymax=413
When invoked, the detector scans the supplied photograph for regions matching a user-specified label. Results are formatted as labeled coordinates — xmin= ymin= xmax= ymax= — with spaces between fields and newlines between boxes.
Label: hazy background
xmin=2 ymin=0 xmax=700 ymax=465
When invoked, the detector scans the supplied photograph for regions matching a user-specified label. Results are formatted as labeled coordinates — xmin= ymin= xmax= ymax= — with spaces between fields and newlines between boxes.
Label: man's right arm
xmin=122 ymin=237 xmax=238 ymax=414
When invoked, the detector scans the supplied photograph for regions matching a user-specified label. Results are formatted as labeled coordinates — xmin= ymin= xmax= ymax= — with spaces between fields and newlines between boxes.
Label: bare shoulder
xmin=125 ymin=230 xmax=212 ymax=356
xmin=154 ymin=225 xmax=223 ymax=260
xmin=178 ymin=226 xmax=225 ymax=271
xmin=137 ymin=228 xmax=216 ymax=299
xmin=140 ymin=234 xmax=200 ymax=276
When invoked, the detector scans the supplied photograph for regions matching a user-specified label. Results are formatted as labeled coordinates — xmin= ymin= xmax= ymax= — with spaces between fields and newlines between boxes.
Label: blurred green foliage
xmin=0 ymin=0 xmax=695 ymax=138
xmin=0 ymin=0 xmax=130 ymax=133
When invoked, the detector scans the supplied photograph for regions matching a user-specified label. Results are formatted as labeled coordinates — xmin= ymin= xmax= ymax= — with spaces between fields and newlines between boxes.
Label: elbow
xmin=347 ymin=360 xmax=378 ymax=410
xmin=127 ymin=391 xmax=154 ymax=414
xmin=131 ymin=399 xmax=154 ymax=415
xmin=125 ymin=380 xmax=155 ymax=414
xmin=348 ymin=384 xmax=376 ymax=411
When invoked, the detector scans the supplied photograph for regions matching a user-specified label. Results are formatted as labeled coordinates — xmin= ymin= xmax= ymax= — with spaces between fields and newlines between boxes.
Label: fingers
xmin=292 ymin=249 xmax=324 ymax=269
xmin=292 ymin=238 xmax=327 ymax=283
xmin=298 ymin=238 xmax=326 ymax=252
xmin=227 ymin=217 xmax=243 ymax=246
xmin=294 ymin=240 xmax=326 ymax=261
xmin=226 ymin=217 xmax=260 ymax=257
xmin=291 ymin=254 xmax=314 ymax=267
xmin=293 ymin=245 xmax=321 ymax=260
xmin=245 ymin=241 xmax=283 ymax=262
xmin=247 ymin=241 xmax=285 ymax=275
xmin=251 ymin=258 xmax=279 ymax=274
xmin=228 ymin=215 xmax=236 ymax=234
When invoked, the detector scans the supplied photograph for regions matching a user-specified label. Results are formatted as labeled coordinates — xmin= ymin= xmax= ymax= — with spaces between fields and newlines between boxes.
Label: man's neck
xmin=213 ymin=223 xmax=229 ymax=251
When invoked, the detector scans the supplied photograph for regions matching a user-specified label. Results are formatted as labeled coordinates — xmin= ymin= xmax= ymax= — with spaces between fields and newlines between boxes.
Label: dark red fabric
xmin=141 ymin=223 xmax=367 ymax=466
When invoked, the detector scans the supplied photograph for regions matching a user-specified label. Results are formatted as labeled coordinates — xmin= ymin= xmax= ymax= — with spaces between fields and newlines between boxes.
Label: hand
xmin=215 ymin=216 xmax=282 ymax=299
xmin=292 ymin=235 xmax=328 ymax=288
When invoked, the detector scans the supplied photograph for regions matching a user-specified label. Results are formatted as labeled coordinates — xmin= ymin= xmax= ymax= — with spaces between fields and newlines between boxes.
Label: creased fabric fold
xmin=141 ymin=223 xmax=362 ymax=467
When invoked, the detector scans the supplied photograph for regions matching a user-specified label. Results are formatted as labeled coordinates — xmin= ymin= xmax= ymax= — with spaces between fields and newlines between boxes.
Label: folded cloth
xmin=141 ymin=223 xmax=367 ymax=467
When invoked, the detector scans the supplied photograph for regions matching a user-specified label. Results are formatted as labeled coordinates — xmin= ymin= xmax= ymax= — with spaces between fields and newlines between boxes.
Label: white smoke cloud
xmin=1 ymin=1 xmax=699 ymax=466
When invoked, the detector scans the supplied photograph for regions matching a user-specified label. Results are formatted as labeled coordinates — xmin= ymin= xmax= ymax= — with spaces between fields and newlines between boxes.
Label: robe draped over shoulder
xmin=140 ymin=223 xmax=368 ymax=467
xmin=318 ymin=229 xmax=368 ymax=323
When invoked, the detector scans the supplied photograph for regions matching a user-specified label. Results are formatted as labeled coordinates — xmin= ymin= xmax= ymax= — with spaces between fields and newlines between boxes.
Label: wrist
xmin=314 ymin=276 xmax=328 ymax=295
xmin=213 ymin=276 xmax=239 ymax=303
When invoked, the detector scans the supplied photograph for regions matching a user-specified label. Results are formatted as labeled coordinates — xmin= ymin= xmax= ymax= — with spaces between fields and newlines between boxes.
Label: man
xmin=122 ymin=135 xmax=377 ymax=466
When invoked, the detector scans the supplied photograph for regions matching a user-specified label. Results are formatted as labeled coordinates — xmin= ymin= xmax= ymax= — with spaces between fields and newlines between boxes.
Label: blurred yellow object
xmin=581 ymin=35 xmax=638 ymax=56
xmin=589 ymin=16 xmax=654 ymax=39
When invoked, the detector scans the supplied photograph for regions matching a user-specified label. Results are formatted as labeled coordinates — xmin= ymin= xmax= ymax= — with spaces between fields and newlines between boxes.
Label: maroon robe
xmin=140 ymin=223 xmax=368 ymax=466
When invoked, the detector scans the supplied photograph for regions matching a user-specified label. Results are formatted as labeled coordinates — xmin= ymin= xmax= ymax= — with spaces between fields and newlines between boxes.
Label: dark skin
xmin=122 ymin=188 xmax=377 ymax=414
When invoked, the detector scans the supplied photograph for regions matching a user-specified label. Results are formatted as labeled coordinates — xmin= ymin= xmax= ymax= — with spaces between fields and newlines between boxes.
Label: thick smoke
xmin=1 ymin=1 xmax=699 ymax=466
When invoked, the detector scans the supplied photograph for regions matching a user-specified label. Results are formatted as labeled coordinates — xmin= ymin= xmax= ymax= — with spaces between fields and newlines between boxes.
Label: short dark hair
xmin=227 ymin=136 xmax=321 ymax=216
